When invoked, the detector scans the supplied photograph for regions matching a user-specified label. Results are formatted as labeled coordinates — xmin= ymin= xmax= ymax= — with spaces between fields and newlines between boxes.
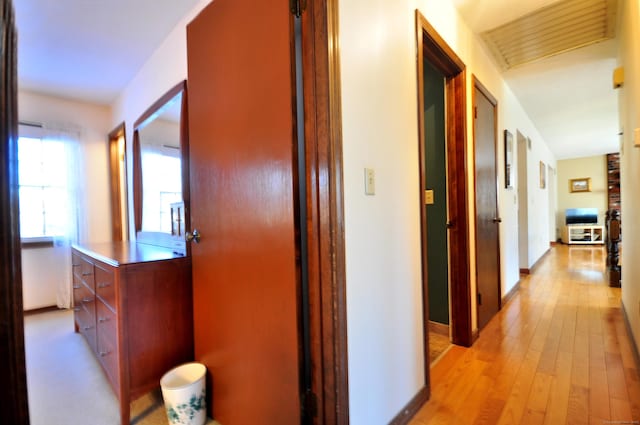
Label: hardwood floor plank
xmin=588 ymin=367 xmax=610 ymax=420
xmin=542 ymin=351 xmax=572 ymax=425
xmin=524 ymin=372 xmax=553 ymax=414
xmin=455 ymin=374 xmax=493 ymax=424
xmin=495 ymin=349 xmax=542 ymax=425
xmin=605 ymin=351 xmax=629 ymax=401
xmin=624 ymin=366 xmax=640 ymax=420
xmin=610 ymin=397 xmax=633 ymax=422
xmin=472 ymin=397 xmax=506 ymax=425
xmin=429 ymin=344 xmax=466 ymax=383
xmin=408 ymin=246 xmax=640 ymax=425
xmin=571 ymin=333 xmax=590 ymax=389
xmin=566 ymin=385 xmax=589 ymax=425
xmin=519 ymin=409 xmax=546 ymax=425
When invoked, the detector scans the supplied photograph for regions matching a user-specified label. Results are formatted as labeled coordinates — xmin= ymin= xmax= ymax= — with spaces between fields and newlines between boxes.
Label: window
xmin=18 ymin=136 xmax=69 ymax=240
xmin=141 ymin=148 xmax=182 ymax=233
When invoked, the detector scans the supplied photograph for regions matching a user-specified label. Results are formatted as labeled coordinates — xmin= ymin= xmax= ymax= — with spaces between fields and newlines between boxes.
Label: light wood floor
xmin=429 ymin=332 xmax=452 ymax=365
xmin=410 ymin=244 xmax=640 ymax=425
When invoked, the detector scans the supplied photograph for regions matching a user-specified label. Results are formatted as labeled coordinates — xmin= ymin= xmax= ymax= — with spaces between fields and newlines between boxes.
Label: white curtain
xmin=44 ymin=124 xmax=82 ymax=309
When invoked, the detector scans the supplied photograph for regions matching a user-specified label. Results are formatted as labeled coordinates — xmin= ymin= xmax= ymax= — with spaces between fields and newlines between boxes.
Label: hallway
xmin=410 ymin=245 xmax=639 ymax=424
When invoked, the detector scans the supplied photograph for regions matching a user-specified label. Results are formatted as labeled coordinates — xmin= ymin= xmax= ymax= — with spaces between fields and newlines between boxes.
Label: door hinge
xmin=474 ymin=106 xmax=478 ymax=119
xmin=477 ymin=293 xmax=482 ymax=306
xmin=290 ymin=0 xmax=307 ymax=17
xmin=302 ymin=389 xmax=318 ymax=419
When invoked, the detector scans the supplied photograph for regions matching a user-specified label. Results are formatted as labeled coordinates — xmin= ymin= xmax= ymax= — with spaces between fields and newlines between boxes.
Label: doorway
xmin=422 ymin=58 xmax=451 ymax=361
xmin=472 ymin=77 xmax=502 ymax=332
xmin=415 ymin=10 xmax=473 ymax=407
xmin=108 ymin=122 xmax=128 ymax=242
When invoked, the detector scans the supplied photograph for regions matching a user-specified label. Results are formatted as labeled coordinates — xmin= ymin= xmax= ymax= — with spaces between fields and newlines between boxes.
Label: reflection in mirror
xmin=133 ymin=81 xmax=189 ymax=255
xmin=138 ymin=94 xmax=182 ymax=233
xmin=108 ymin=123 xmax=128 ymax=241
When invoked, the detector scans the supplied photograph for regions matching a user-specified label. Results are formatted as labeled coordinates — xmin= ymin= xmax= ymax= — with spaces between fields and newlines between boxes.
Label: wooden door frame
xmin=108 ymin=122 xmax=128 ymax=242
xmin=300 ymin=0 xmax=349 ymax=422
xmin=471 ymin=75 xmax=503 ymax=331
xmin=415 ymin=10 xmax=472 ymax=354
xmin=0 ymin=1 xmax=30 ymax=423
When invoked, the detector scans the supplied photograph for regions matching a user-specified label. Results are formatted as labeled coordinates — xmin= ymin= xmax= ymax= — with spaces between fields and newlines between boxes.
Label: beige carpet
xmin=24 ymin=309 xmax=218 ymax=425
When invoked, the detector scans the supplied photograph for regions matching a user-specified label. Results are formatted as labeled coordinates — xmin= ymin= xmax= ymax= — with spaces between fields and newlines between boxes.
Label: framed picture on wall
xmin=540 ymin=161 xmax=546 ymax=189
xmin=569 ymin=177 xmax=591 ymax=192
xmin=504 ymin=130 xmax=513 ymax=189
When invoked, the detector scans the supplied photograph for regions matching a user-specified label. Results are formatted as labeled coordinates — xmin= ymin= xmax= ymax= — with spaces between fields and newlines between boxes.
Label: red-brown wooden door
xmin=186 ymin=0 xmax=300 ymax=423
xmin=473 ymin=81 xmax=501 ymax=332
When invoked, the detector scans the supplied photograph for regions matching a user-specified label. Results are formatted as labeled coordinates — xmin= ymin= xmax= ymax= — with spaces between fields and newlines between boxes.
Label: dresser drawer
xmin=76 ymin=295 xmax=96 ymax=352
xmin=96 ymin=301 xmax=119 ymax=391
xmin=72 ymin=274 xmax=83 ymax=311
xmin=72 ymin=254 xmax=83 ymax=280
xmin=95 ymin=264 xmax=116 ymax=312
xmin=78 ymin=256 xmax=95 ymax=292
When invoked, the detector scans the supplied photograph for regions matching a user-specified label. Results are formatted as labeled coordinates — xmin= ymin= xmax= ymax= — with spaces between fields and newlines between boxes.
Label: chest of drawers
xmin=72 ymin=242 xmax=193 ymax=425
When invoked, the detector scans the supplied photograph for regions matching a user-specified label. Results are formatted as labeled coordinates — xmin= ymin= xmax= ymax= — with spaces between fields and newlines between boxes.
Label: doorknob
xmin=446 ymin=221 xmax=454 ymax=229
xmin=186 ymin=229 xmax=201 ymax=243
xmin=493 ymin=217 xmax=502 ymax=223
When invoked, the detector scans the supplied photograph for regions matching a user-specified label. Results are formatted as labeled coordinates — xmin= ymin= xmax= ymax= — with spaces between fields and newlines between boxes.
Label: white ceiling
xmin=14 ymin=0 xmax=200 ymax=104
xmin=14 ymin=0 xmax=620 ymax=160
xmin=454 ymin=0 xmax=621 ymax=160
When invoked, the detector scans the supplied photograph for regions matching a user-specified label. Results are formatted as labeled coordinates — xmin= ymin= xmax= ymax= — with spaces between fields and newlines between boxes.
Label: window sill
xmin=21 ymin=237 xmax=55 ymax=249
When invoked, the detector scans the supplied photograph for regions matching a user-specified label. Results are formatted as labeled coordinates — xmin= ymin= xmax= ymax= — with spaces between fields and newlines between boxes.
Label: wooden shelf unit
xmin=562 ymin=224 xmax=605 ymax=245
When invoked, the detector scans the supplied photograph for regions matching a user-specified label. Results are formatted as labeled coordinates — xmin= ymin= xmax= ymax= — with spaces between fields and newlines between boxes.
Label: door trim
xmin=471 ymin=75 xmax=502 ymax=331
xmin=301 ymin=0 xmax=349 ymax=422
xmin=108 ymin=122 xmax=128 ymax=241
xmin=416 ymin=8 xmax=472 ymax=357
xmin=0 ymin=1 xmax=30 ymax=421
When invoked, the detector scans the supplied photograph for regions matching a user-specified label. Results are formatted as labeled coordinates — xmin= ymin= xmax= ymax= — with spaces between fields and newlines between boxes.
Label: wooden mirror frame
xmin=132 ymin=80 xmax=190 ymax=253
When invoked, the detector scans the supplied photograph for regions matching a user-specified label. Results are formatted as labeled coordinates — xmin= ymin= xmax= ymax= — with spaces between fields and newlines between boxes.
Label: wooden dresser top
xmin=72 ymin=242 xmax=186 ymax=267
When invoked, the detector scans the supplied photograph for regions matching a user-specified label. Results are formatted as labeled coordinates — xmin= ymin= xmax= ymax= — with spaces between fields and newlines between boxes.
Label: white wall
xmin=557 ymin=155 xmax=608 ymax=230
xmin=111 ymin=0 xmax=211 ymax=240
xmin=523 ymin=134 xmax=556 ymax=266
xmin=18 ymin=90 xmax=112 ymax=309
xmin=619 ymin=0 xmax=640 ymax=354
xmin=339 ymin=0 xmax=556 ymax=422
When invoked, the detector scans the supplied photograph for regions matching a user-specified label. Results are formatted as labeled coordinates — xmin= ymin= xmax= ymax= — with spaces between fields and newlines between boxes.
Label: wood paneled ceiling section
xmin=481 ymin=0 xmax=617 ymax=70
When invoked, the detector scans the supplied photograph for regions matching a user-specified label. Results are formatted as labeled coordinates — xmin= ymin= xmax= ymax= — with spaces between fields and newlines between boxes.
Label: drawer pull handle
xmin=72 ymin=264 xmax=80 ymax=268
xmin=83 ymin=325 xmax=94 ymax=330
xmin=97 ymin=282 xmax=112 ymax=288
xmin=82 ymin=272 xmax=93 ymax=277
xmin=82 ymin=297 xmax=93 ymax=303
xmin=73 ymin=285 xmax=81 ymax=289
xmin=73 ymin=307 xmax=81 ymax=312
xmin=98 ymin=317 xmax=110 ymax=323
xmin=99 ymin=350 xmax=110 ymax=357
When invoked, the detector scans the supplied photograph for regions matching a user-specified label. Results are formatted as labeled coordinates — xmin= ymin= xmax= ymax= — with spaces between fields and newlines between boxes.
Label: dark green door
xmin=423 ymin=60 xmax=449 ymax=325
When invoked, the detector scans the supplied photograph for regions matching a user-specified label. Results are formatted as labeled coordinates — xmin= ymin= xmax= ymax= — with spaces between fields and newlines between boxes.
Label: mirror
xmin=133 ymin=81 xmax=189 ymax=255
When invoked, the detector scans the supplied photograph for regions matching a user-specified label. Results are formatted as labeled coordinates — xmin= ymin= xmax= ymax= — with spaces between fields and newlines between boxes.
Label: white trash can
xmin=160 ymin=362 xmax=207 ymax=425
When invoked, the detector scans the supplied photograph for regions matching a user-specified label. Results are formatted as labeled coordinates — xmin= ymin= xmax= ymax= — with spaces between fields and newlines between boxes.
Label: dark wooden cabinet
xmin=72 ymin=242 xmax=193 ymax=425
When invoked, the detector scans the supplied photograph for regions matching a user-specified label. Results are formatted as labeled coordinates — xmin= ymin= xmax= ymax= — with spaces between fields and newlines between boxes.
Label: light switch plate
xmin=365 ymin=168 xmax=375 ymax=195
xmin=424 ymin=189 xmax=434 ymax=205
